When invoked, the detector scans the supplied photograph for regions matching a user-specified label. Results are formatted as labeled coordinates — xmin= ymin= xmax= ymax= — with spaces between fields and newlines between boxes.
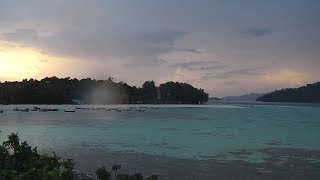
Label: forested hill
xmin=256 ymin=82 xmax=320 ymax=103
xmin=0 ymin=77 xmax=208 ymax=104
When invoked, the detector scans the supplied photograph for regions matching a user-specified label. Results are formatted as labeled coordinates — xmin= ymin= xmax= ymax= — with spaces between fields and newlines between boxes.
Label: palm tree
xmin=95 ymin=166 xmax=111 ymax=180
xmin=112 ymin=164 xmax=121 ymax=179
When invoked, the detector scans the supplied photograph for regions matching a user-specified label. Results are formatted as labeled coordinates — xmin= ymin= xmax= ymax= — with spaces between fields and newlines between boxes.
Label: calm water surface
xmin=1 ymin=103 xmax=320 ymax=179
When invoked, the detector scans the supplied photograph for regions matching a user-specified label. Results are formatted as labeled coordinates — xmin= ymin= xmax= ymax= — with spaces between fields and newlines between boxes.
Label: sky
xmin=0 ymin=0 xmax=319 ymax=97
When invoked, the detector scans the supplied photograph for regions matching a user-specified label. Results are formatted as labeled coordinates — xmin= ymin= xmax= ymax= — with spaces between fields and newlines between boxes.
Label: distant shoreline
xmin=0 ymin=77 xmax=209 ymax=105
xmin=1 ymin=102 xmax=320 ymax=107
xmin=208 ymin=100 xmax=320 ymax=107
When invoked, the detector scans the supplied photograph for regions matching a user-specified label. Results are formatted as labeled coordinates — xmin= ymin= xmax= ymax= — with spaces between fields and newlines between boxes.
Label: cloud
xmin=137 ymin=30 xmax=187 ymax=45
xmin=223 ymin=80 xmax=239 ymax=85
xmin=2 ymin=28 xmax=38 ymax=40
xmin=202 ymin=67 xmax=265 ymax=80
xmin=170 ymin=61 xmax=216 ymax=68
xmin=240 ymin=27 xmax=272 ymax=39
xmin=262 ymin=69 xmax=308 ymax=87
xmin=174 ymin=48 xmax=204 ymax=54
xmin=227 ymin=67 xmax=266 ymax=76
xmin=197 ymin=65 xmax=227 ymax=71
xmin=0 ymin=0 xmax=319 ymax=97
xmin=170 ymin=61 xmax=226 ymax=71
xmin=124 ymin=58 xmax=167 ymax=67
xmin=1 ymin=27 xmax=187 ymax=63
xmin=202 ymin=73 xmax=231 ymax=80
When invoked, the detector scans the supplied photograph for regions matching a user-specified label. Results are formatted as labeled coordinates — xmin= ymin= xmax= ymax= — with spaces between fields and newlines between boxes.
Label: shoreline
xmin=45 ymin=147 xmax=320 ymax=180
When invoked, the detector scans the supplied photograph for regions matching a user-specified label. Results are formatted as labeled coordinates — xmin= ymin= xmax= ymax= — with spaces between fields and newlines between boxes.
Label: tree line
xmin=0 ymin=77 xmax=208 ymax=104
xmin=256 ymin=82 xmax=320 ymax=103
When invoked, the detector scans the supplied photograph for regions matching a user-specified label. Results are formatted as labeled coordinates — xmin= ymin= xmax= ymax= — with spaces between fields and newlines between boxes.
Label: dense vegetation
xmin=0 ymin=77 xmax=208 ymax=104
xmin=0 ymin=133 xmax=74 ymax=179
xmin=256 ymin=82 xmax=320 ymax=103
xmin=0 ymin=133 xmax=158 ymax=180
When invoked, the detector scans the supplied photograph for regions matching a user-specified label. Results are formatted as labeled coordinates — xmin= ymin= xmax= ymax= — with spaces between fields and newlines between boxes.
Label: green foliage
xmin=95 ymin=166 xmax=111 ymax=180
xmin=0 ymin=133 xmax=74 ymax=180
xmin=0 ymin=77 xmax=209 ymax=104
xmin=141 ymin=81 xmax=158 ymax=103
xmin=129 ymin=173 xmax=143 ymax=180
xmin=0 ymin=133 xmax=159 ymax=180
xmin=95 ymin=165 xmax=158 ymax=180
xmin=116 ymin=173 xmax=143 ymax=180
xmin=116 ymin=173 xmax=130 ymax=180
xmin=0 ymin=134 xmax=158 ymax=180
xmin=158 ymin=81 xmax=209 ymax=104
xmin=147 ymin=174 xmax=158 ymax=180
xmin=256 ymin=82 xmax=320 ymax=103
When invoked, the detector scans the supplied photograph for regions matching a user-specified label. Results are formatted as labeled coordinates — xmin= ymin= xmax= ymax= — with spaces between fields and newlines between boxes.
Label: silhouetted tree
xmin=141 ymin=81 xmax=158 ymax=103
xmin=0 ymin=133 xmax=74 ymax=179
xmin=257 ymin=82 xmax=320 ymax=103
xmin=96 ymin=166 xmax=111 ymax=180
xmin=0 ymin=77 xmax=209 ymax=104
xmin=158 ymin=82 xmax=208 ymax=104
xmin=112 ymin=164 xmax=121 ymax=178
xmin=147 ymin=174 xmax=159 ymax=180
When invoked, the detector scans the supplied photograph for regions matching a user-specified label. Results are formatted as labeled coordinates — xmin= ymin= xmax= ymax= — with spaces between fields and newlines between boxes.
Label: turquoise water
xmin=0 ymin=104 xmax=320 ymax=162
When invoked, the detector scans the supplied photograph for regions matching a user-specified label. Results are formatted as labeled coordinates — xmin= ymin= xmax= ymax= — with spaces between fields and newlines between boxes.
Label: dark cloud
xmin=171 ymin=61 xmax=215 ymax=68
xmin=170 ymin=61 xmax=226 ymax=71
xmin=172 ymin=48 xmax=204 ymax=54
xmin=2 ymin=28 xmax=38 ymax=42
xmin=1 ymin=0 xmax=319 ymax=96
xmin=196 ymin=65 xmax=227 ymax=71
xmin=1 ymin=28 xmax=187 ymax=61
xmin=138 ymin=30 xmax=187 ymax=45
xmin=227 ymin=67 xmax=266 ymax=76
xmin=124 ymin=58 xmax=168 ymax=67
xmin=202 ymin=67 xmax=265 ymax=80
xmin=223 ymin=81 xmax=239 ymax=85
xmin=240 ymin=27 xmax=272 ymax=39
xmin=202 ymin=73 xmax=231 ymax=80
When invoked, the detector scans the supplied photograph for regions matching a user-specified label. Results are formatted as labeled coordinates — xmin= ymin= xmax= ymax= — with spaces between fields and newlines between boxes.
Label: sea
xmin=0 ymin=102 xmax=320 ymax=179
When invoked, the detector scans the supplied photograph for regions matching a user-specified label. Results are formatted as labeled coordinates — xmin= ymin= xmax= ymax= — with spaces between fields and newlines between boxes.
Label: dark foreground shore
xmin=52 ymin=147 xmax=320 ymax=180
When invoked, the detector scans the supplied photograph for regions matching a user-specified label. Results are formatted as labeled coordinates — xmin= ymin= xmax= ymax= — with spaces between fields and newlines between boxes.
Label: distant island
xmin=0 ymin=77 xmax=208 ymax=104
xmin=221 ymin=93 xmax=264 ymax=102
xmin=209 ymin=97 xmax=221 ymax=100
xmin=256 ymin=82 xmax=320 ymax=103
